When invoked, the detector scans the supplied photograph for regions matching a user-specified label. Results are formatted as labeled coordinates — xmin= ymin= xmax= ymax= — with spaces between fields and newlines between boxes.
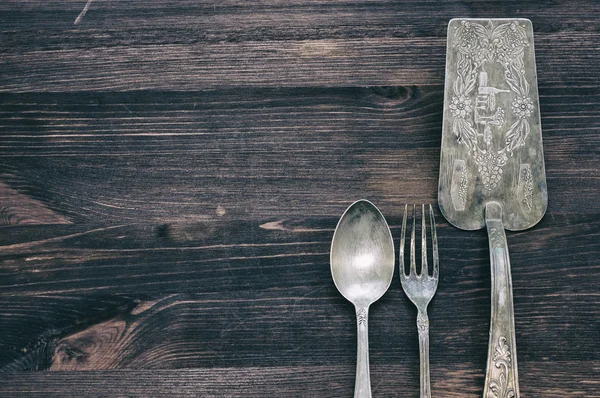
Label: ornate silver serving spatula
xmin=438 ymin=19 xmax=547 ymax=398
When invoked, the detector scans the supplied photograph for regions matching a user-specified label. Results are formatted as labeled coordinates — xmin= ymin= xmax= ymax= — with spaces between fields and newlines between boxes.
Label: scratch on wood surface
xmin=0 ymin=225 xmax=126 ymax=252
xmin=259 ymin=220 xmax=328 ymax=233
xmin=74 ymin=0 xmax=95 ymax=25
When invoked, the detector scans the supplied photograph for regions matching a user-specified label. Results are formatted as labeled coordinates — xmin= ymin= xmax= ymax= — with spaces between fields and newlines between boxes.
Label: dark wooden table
xmin=1 ymin=1 xmax=599 ymax=396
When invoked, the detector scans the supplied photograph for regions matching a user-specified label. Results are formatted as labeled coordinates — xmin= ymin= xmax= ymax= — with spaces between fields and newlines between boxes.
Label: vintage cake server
xmin=330 ymin=200 xmax=395 ymax=398
xmin=438 ymin=19 xmax=547 ymax=398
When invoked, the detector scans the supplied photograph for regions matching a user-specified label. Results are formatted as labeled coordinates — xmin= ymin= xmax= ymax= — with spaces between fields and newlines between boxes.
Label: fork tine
xmin=399 ymin=204 xmax=408 ymax=278
xmin=421 ymin=204 xmax=428 ymax=277
xmin=429 ymin=204 xmax=439 ymax=280
xmin=410 ymin=204 xmax=417 ymax=276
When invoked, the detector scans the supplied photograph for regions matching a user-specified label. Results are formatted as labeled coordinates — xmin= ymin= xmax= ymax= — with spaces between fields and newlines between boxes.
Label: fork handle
xmin=417 ymin=310 xmax=431 ymax=398
xmin=484 ymin=202 xmax=520 ymax=398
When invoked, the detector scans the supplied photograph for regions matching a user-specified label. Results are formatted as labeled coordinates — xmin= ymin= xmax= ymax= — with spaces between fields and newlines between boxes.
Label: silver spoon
xmin=331 ymin=199 xmax=395 ymax=398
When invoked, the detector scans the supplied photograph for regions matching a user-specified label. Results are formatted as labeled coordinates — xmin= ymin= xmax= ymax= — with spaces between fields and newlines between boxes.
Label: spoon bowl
xmin=330 ymin=199 xmax=395 ymax=398
xmin=331 ymin=200 xmax=395 ymax=307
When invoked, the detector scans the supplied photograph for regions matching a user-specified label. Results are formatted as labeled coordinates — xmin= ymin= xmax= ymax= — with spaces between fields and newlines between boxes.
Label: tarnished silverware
xmin=399 ymin=204 xmax=439 ymax=398
xmin=438 ymin=19 xmax=547 ymax=398
xmin=330 ymin=200 xmax=395 ymax=398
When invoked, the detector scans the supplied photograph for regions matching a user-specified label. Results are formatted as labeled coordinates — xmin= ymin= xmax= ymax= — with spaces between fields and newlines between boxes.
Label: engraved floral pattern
xmin=488 ymin=336 xmax=515 ymax=398
xmin=473 ymin=149 xmax=508 ymax=191
xmin=458 ymin=168 xmax=468 ymax=208
xmin=451 ymin=160 xmax=468 ymax=211
xmin=512 ymin=96 xmax=534 ymax=118
xmin=520 ymin=164 xmax=534 ymax=211
xmin=357 ymin=308 xmax=367 ymax=326
xmin=417 ymin=313 xmax=429 ymax=332
xmin=449 ymin=95 xmax=473 ymax=118
xmin=488 ymin=227 xmax=505 ymax=249
xmin=449 ymin=20 xmax=533 ymax=192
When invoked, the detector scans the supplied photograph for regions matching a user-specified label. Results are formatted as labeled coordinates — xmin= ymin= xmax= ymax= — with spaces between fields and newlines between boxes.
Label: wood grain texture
xmin=0 ymin=86 xmax=598 ymax=224
xmin=1 ymin=362 xmax=598 ymax=397
xmin=0 ymin=214 xmax=598 ymax=395
xmin=1 ymin=1 xmax=600 ymax=91
xmin=1 ymin=0 xmax=599 ymax=396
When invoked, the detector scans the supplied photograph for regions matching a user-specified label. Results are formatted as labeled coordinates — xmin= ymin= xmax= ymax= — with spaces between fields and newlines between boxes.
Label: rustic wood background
xmin=1 ymin=1 xmax=599 ymax=397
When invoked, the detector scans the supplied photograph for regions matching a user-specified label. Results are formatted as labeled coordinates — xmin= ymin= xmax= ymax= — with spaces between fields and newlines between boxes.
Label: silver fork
xmin=399 ymin=204 xmax=439 ymax=398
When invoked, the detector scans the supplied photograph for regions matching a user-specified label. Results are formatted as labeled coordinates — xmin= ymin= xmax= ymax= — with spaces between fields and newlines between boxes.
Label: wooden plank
xmin=1 ymin=35 xmax=599 ymax=91
xmin=0 ymin=87 xmax=442 ymax=223
xmin=0 ymin=362 xmax=598 ymax=397
xmin=0 ymin=365 xmax=473 ymax=397
xmin=0 ymin=214 xmax=598 ymax=375
xmin=0 ymin=86 xmax=598 ymax=225
xmin=1 ymin=1 xmax=599 ymax=91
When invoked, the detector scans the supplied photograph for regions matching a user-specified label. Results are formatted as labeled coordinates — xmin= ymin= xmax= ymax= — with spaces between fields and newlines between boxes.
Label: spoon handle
xmin=354 ymin=306 xmax=371 ymax=398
